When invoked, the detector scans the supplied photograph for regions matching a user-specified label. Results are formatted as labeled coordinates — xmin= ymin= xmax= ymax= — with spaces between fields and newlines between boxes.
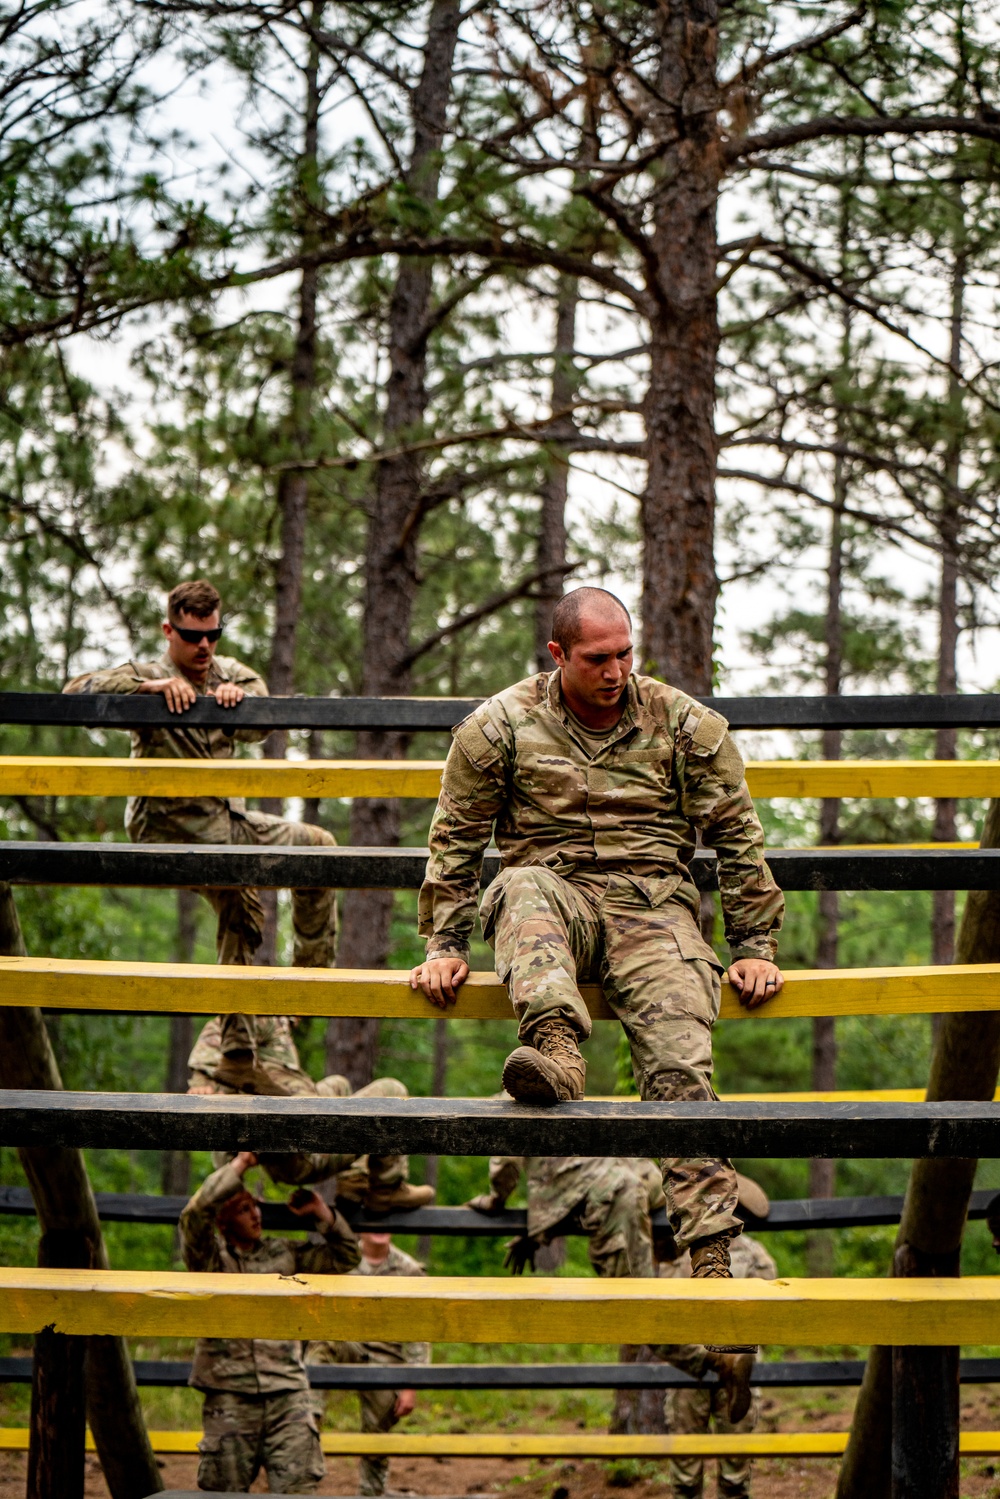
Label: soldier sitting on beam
xmin=64 ymin=577 xmax=339 ymax=1097
xmin=411 ymin=586 xmax=785 ymax=1323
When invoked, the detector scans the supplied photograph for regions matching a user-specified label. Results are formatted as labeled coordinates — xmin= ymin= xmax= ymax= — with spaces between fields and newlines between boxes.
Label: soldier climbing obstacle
xmin=467 ymin=1148 xmax=757 ymax=1422
xmin=64 ymin=579 xmax=339 ymax=1096
xmin=411 ymin=587 xmax=785 ymax=1321
xmin=180 ymin=1151 xmax=361 ymax=1494
xmin=190 ymin=1013 xmax=433 ymax=1211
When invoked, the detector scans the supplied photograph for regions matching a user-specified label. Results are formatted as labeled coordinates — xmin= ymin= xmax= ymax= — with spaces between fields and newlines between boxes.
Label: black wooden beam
xmin=1 ymin=1354 xmax=999 ymax=1390
xmin=4 ymin=691 xmax=1000 ymax=733
xmin=1 ymin=1185 xmax=995 ymax=1235
xmin=3 ymin=1091 xmax=1000 ymax=1158
xmin=3 ymin=842 xmax=1000 ymax=893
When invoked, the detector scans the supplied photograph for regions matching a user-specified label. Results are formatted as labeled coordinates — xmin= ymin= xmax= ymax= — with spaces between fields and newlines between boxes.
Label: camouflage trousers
xmin=667 ymin=1384 xmax=760 ymax=1498
xmin=140 ymin=806 xmax=337 ymax=1059
xmin=196 ymin=1388 xmax=324 ymax=1494
xmin=211 ymin=1075 xmax=411 ymax=1192
xmin=571 ymin=1169 xmax=654 ymax=1279
xmin=484 ymin=866 xmax=740 ymax=1248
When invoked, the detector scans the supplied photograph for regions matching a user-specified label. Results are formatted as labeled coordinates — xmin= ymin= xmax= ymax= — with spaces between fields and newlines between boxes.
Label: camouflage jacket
xmin=659 ymin=1233 xmax=777 ymax=1282
xmin=488 ymin=1154 xmax=641 ymax=1238
xmin=180 ymin=1163 xmax=360 ymax=1394
xmin=309 ymin=1243 xmax=430 ymax=1370
xmin=419 ymin=670 xmax=783 ymax=965
xmin=63 ymin=651 xmax=267 ymax=841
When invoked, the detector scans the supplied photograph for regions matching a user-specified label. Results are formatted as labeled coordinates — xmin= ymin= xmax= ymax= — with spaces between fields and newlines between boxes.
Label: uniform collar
xmin=547 ymin=670 xmax=640 ymax=741
xmin=157 ymin=650 xmax=228 ymax=689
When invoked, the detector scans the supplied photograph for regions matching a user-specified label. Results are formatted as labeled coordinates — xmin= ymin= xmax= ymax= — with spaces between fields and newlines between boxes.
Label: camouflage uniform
xmin=487 ymin=1155 xmax=654 ymax=1278
xmin=419 ymin=670 xmax=783 ymax=1249
xmin=191 ymin=1014 xmax=413 ymax=1195
xmin=308 ymin=1243 xmax=430 ymax=1496
xmin=180 ymin=1162 xmax=360 ymax=1493
xmin=64 ymin=652 xmax=338 ymax=1058
xmin=660 ymin=1236 xmax=777 ymax=1498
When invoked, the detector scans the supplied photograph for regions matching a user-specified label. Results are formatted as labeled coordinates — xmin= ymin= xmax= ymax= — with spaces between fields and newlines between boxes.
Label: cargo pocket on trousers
xmin=479 ymin=871 xmax=514 ymax=982
xmin=672 ymin=924 xmax=724 ymax=1024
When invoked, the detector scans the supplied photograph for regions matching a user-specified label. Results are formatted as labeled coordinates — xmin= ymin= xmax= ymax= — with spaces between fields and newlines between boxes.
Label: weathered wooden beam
xmin=6 ymin=1352 xmax=1000 ymax=1391
xmin=2 ymin=754 xmax=999 ymax=799
xmin=4 ymin=1268 xmax=1000 ymax=1347
xmin=0 ymin=1184 xmax=991 ymax=1234
xmin=3 ymin=842 xmax=1000 ymax=892
xmin=0 ymin=1183 xmax=995 ymax=1237
xmin=5 ymin=954 xmax=1000 ymax=1023
xmin=3 ymin=690 xmax=1000 ymax=733
xmin=2 ymin=1090 xmax=1000 ymax=1159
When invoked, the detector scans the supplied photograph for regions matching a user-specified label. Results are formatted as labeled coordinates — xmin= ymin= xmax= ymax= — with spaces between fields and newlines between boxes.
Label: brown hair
xmin=550 ymin=587 xmax=631 ymax=654
xmin=168 ymin=580 xmax=221 ymax=623
xmin=216 ymin=1188 xmax=257 ymax=1232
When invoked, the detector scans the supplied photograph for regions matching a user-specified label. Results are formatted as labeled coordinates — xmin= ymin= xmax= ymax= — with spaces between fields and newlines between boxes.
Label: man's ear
xmin=161 ymin=620 xmax=172 ymax=638
xmin=547 ymin=639 xmax=564 ymax=668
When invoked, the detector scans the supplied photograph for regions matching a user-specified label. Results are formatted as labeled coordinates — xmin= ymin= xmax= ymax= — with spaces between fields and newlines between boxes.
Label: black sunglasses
xmin=172 ymin=625 xmax=224 ymax=644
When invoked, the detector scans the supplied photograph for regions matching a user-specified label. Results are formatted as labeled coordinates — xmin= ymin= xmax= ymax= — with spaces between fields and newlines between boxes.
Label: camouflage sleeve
xmin=488 ymin=1156 xmax=525 ymax=1205
xmin=63 ymin=661 xmax=159 ymax=695
xmin=294 ymin=1210 xmax=362 ymax=1275
xmin=178 ymin=1164 xmax=244 ymax=1271
xmin=418 ymin=712 xmax=509 ymax=962
xmin=676 ymin=708 xmax=784 ymax=963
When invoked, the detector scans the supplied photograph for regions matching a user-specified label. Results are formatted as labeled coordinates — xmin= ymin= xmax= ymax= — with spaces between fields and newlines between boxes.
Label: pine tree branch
xmin=728 ymin=112 xmax=1000 ymax=162
xmin=397 ymin=562 xmax=582 ymax=673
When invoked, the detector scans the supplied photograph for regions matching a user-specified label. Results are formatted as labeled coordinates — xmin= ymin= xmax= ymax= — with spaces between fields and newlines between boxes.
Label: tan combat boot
xmin=690 ymin=1230 xmax=757 ymax=1357
xmin=364 ymin=1182 xmax=436 ymax=1213
xmin=501 ymin=1018 xmax=586 ymax=1104
xmin=702 ymin=1348 xmax=755 ymax=1424
xmin=213 ymin=1052 xmax=292 ymax=1097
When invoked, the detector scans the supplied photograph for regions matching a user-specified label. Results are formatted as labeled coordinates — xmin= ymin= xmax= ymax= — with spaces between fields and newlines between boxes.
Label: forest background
xmin=4 ymin=0 xmax=1000 ymax=1434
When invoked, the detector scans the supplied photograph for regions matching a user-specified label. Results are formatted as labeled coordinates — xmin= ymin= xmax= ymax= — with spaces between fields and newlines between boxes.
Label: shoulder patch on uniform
xmin=453 ymin=712 xmax=503 ymax=771
xmin=684 ymin=706 xmax=729 ymax=758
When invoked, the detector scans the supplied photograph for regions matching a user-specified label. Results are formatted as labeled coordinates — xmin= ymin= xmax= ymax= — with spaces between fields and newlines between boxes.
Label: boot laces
xmin=692 ymin=1235 xmax=732 ymax=1277
xmin=535 ymin=1020 xmax=580 ymax=1062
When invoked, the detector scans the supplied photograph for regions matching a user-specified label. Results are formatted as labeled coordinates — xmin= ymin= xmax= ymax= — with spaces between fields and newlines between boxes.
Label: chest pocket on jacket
xmin=512 ymin=740 xmax=585 ymax=812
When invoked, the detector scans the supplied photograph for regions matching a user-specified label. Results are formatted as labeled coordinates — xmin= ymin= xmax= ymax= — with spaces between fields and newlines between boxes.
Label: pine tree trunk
xmin=0 ymin=885 xmax=162 ymax=1499
xmin=809 ymin=475 xmax=845 ymax=1275
xmin=534 ymin=277 xmax=578 ymax=672
xmin=932 ymin=250 xmax=965 ymax=972
xmin=639 ymin=0 xmax=721 ymax=694
xmin=330 ymin=0 xmax=462 ymax=1084
xmin=256 ymin=8 xmax=325 ymax=964
xmin=835 ymin=798 xmax=1000 ymax=1499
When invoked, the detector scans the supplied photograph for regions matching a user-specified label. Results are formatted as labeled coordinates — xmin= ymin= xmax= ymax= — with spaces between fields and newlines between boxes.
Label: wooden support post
xmin=27 ymin=1230 xmax=94 ymax=1499
xmin=891 ymin=1342 xmax=960 ymax=1499
xmin=0 ymin=884 xmax=163 ymax=1499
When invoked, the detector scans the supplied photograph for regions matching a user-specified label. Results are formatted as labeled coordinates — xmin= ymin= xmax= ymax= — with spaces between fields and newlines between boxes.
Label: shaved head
xmin=550 ymin=588 xmax=631 ymax=655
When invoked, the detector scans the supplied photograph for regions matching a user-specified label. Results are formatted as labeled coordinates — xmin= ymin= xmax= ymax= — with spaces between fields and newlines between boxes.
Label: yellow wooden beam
xmin=1 ymin=756 xmax=998 ymax=799
xmin=3 ymin=954 xmax=1000 ymax=1024
xmin=0 ymin=757 xmax=443 ymax=799
xmin=3 ymin=1269 xmax=1000 ymax=1347
xmin=0 ymin=1428 xmax=999 ymax=1458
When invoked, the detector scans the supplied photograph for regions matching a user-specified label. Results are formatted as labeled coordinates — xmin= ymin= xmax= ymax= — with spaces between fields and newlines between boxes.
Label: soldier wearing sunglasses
xmin=63 ymin=580 xmax=338 ymax=1095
